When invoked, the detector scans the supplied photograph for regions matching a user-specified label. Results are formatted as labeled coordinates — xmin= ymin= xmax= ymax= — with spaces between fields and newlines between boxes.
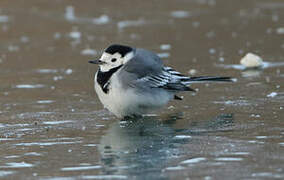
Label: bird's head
xmin=89 ymin=44 xmax=135 ymax=72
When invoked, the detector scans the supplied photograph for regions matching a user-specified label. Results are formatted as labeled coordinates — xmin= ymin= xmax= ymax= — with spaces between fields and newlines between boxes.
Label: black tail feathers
xmin=186 ymin=76 xmax=233 ymax=83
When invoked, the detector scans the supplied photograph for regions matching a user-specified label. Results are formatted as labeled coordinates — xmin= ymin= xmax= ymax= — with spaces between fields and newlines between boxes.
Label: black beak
xmin=88 ymin=60 xmax=105 ymax=65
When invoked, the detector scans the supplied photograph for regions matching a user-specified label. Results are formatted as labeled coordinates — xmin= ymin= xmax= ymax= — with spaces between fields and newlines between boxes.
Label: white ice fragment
xmin=240 ymin=53 xmax=263 ymax=68
xmin=276 ymin=27 xmax=284 ymax=34
xmin=0 ymin=15 xmax=9 ymax=23
xmin=69 ymin=31 xmax=81 ymax=39
xmin=93 ymin=15 xmax=109 ymax=25
xmin=81 ymin=48 xmax=97 ymax=56
xmin=171 ymin=11 xmax=190 ymax=18
xmin=267 ymin=92 xmax=277 ymax=98
xmin=65 ymin=69 xmax=73 ymax=75
xmin=65 ymin=6 xmax=75 ymax=21
xmin=160 ymin=44 xmax=171 ymax=50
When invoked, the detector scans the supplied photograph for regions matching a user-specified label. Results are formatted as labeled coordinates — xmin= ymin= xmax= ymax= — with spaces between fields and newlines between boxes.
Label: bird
xmin=89 ymin=44 xmax=232 ymax=118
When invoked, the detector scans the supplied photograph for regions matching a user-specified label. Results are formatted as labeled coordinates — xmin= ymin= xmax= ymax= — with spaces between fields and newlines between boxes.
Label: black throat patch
xmin=96 ymin=65 xmax=123 ymax=94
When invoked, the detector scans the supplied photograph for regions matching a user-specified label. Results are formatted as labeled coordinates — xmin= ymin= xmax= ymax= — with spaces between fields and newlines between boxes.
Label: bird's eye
xmin=111 ymin=58 xmax=117 ymax=62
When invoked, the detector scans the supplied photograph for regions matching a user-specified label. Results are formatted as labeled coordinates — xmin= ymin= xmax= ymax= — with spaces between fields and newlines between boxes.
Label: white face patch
xmin=99 ymin=51 xmax=134 ymax=72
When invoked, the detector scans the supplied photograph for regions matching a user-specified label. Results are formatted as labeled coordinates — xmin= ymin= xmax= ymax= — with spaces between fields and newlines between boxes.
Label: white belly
xmin=94 ymin=73 xmax=172 ymax=118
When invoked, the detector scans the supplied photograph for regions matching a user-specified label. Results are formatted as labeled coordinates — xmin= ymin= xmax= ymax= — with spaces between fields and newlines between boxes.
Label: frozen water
xmin=160 ymin=44 xmax=171 ymax=50
xmin=267 ymin=92 xmax=277 ymax=98
xmin=1 ymin=162 xmax=34 ymax=168
xmin=164 ymin=166 xmax=185 ymax=170
xmin=0 ymin=171 xmax=15 ymax=177
xmin=157 ymin=52 xmax=170 ymax=58
xmin=276 ymin=27 xmax=284 ymax=34
xmin=80 ymin=175 xmax=128 ymax=179
xmin=0 ymin=15 xmax=9 ymax=23
xmin=15 ymin=84 xmax=45 ymax=89
xmin=65 ymin=6 xmax=75 ymax=21
xmin=65 ymin=69 xmax=73 ymax=75
xmin=180 ymin=157 xmax=206 ymax=164
xmin=42 ymin=120 xmax=74 ymax=125
xmin=171 ymin=11 xmax=190 ymax=18
xmin=15 ymin=141 xmax=81 ymax=146
xmin=117 ymin=19 xmax=145 ymax=29
xmin=61 ymin=165 xmax=102 ymax=171
xmin=93 ymin=15 xmax=110 ymax=25
xmin=215 ymin=157 xmax=243 ymax=161
xmin=174 ymin=135 xmax=192 ymax=139
xmin=69 ymin=31 xmax=81 ymax=39
xmin=37 ymin=100 xmax=54 ymax=104
xmin=36 ymin=69 xmax=58 ymax=74
xmin=81 ymin=48 xmax=97 ymax=56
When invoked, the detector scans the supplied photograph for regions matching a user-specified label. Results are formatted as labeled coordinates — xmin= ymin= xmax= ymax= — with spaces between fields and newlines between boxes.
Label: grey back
xmin=117 ymin=48 xmax=164 ymax=90
xmin=122 ymin=48 xmax=164 ymax=77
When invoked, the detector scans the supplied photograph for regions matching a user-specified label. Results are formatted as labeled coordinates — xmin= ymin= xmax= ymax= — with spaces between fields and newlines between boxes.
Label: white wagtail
xmin=89 ymin=44 xmax=232 ymax=118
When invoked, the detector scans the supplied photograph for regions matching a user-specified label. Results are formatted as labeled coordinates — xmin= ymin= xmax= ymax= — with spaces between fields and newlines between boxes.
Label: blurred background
xmin=0 ymin=0 xmax=284 ymax=179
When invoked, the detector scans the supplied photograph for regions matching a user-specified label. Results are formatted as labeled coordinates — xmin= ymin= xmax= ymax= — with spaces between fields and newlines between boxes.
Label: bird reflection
xmin=98 ymin=113 xmax=234 ymax=179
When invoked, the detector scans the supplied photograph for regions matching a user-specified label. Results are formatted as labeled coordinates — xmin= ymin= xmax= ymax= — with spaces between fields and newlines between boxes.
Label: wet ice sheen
xmin=171 ymin=11 xmax=190 ymax=18
xmin=0 ymin=162 xmax=34 ymax=168
xmin=81 ymin=48 xmax=97 ymax=56
xmin=0 ymin=15 xmax=9 ymax=23
xmin=0 ymin=171 xmax=15 ymax=177
xmin=15 ymin=84 xmax=45 ymax=89
xmin=117 ymin=19 xmax=145 ymax=29
xmin=164 ymin=166 xmax=185 ymax=171
xmin=219 ymin=61 xmax=284 ymax=70
xmin=80 ymin=175 xmax=128 ymax=179
xmin=215 ymin=157 xmax=243 ymax=161
xmin=42 ymin=120 xmax=74 ymax=125
xmin=61 ymin=165 xmax=102 ymax=171
xmin=180 ymin=157 xmax=207 ymax=164
xmin=174 ymin=135 xmax=192 ymax=139
xmin=15 ymin=141 xmax=81 ymax=146
xmin=37 ymin=100 xmax=55 ymax=104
